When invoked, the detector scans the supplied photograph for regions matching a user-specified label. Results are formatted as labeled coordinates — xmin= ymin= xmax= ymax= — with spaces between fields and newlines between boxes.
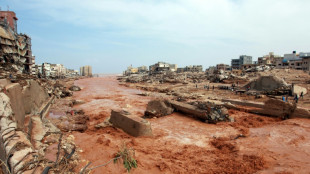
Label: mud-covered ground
xmin=71 ymin=76 xmax=310 ymax=174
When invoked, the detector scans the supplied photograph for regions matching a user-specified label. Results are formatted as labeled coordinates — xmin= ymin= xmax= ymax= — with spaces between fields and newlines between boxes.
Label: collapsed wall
xmin=0 ymin=78 xmax=79 ymax=173
xmin=0 ymin=92 xmax=38 ymax=173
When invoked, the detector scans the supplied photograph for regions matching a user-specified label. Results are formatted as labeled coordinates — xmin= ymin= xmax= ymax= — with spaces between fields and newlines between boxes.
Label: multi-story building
xmin=0 ymin=10 xmax=35 ymax=73
xmin=257 ymin=52 xmax=281 ymax=66
xmin=42 ymin=63 xmax=51 ymax=77
xmin=177 ymin=65 xmax=203 ymax=73
xmin=231 ymin=59 xmax=240 ymax=70
xmin=66 ymin=69 xmax=79 ymax=77
xmin=276 ymin=51 xmax=303 ymax=70
xmin=231 ymin=55 xmax=252 ymax=69
xmin=80 ymin=65 xmax=92 ymax=77
xmin=0 ymin=10 xmax=18 ymax=32
xmin=300 ymin=52 xmax=310 ymax=71
xmin=216 ymin=64 xmax=230 ymax=71
xmin=138 ymin=66 xmax=148 ymax=73
xmin=149 ymin=62 xmax=177 ymax=74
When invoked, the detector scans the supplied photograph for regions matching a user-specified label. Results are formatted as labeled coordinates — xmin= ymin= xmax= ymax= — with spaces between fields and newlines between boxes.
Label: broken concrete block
xmin=5 ymin=83 xmax=26 ymax=129
xmin=10 ymin=147 xmax=33 ymax=173
xmin=169 ymin=100 xmax=207 ymax=120
xmin=28 ymin=116 xmax=47 ymax=149
xmin=28 ymin=116 xmax=60 ymax=149
xmin=5 ymin=131 xmax=32 ymax=153
xmin=109 ymin=110 xmax=153 ymax=137
xmin=222 ymin=99 xmax=264 ymax=108
xmin=0 ymin=92 xmax=12 ymax=117
xmin=144 ymin=99 xmax=174 ymax=118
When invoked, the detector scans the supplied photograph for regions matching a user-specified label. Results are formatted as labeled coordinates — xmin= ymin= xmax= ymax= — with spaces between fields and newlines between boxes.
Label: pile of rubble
xmin=48 ymin=99 xmax=89 ymax=132
xmin=119 ymin=72 xmax=207 ymax=84
xmin=244 ymin=65 xmax=271 ymax=72
xmin=244 ymin=75 xmax=296 ymax=95
xmin=144 ymin=99 xmax=232 ymax=124
xmin=207 ymin=69 xmax=247 ymax=83
xmin=0 ymin=88 xmax=79 ymax=173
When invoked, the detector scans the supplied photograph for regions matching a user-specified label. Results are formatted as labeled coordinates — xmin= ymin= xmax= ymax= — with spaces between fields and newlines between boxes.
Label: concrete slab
xmin=222 ymin=99 xmax=264 ymax=108
xmin=169 ymin=100 xmax=207 ymax=120
xmin=22 ymin=80 xmax=49 ymax=114
xmin=110 ymin=110 xmax=153 ymax=137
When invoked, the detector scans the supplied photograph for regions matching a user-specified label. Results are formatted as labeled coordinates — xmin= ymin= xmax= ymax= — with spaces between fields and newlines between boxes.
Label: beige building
xmin=80 ymin=65 xmax=92 ymax=77
xmin=258 ymin=52 xmax=281 ymax=66
xmin=216 ymin=64 xmax=230 ymax=71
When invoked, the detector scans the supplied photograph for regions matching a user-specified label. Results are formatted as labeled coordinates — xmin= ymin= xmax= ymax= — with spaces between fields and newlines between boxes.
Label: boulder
xmin=69 ymin=85 xmax=81 ymax=91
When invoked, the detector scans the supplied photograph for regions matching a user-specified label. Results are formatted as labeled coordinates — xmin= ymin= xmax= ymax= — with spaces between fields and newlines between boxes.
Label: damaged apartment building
xmin=149 ymin=62 xmax=177 ymax=74
xmin=124 ymin=65 xmax=148 ymax=75
xmin=177 ymin=65 xmax=203 ymax=73
xmin=0 ymin=10 xmax=34 ymax=73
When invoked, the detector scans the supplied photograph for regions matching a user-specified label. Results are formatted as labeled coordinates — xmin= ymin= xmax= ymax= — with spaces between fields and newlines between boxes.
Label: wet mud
xmin=71 ymin=76 xmax=310 ymax=173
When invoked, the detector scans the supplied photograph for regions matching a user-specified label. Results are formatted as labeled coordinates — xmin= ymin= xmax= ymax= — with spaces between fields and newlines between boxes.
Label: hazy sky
xmin=1 ymin=0 xmax=310 ymax=73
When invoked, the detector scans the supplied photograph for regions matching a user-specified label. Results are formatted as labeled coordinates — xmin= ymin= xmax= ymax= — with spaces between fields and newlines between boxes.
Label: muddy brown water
xmin=71 ymin=76 xmax=310 ymax=174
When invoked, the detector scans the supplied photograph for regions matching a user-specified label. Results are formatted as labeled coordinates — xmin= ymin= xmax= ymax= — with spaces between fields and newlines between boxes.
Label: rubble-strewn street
xmin=2 ymin=2 xmax=310 ymax=174
xmin=68 ymin=74 xmax=310 ymax=174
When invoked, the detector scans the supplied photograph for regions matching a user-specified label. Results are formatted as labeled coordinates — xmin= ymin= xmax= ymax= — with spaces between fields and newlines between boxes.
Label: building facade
xmin=0 ymin=10 xmax=34 ymax=73
xmin=80 ymin=65 xmax=92 ymax=77
xmin=301 ymin=52 xmax=310 ymax=71
xmin=231 ymin=55 xmax=252 ymax=69
xmin=0 ymin=10 xmax=18 ymax=32
xmin=149 ymin=62 xmax=177 ymax=74
xmin=216 ymin=64 xmax=230 ymax=71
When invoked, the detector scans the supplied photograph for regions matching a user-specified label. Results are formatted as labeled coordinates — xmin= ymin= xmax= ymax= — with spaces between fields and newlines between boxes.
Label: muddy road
xmin=72 ymin=76 xmax=310 ymax=174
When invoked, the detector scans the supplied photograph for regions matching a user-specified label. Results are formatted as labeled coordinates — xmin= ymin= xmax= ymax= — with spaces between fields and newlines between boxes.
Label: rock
xmin=69 ymin=85 xmax=81 ymax=91
xmin=73 ymin=99 xmax=85 ymax=105
xmin=95 ymin=117 xmax=113 ymax=129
